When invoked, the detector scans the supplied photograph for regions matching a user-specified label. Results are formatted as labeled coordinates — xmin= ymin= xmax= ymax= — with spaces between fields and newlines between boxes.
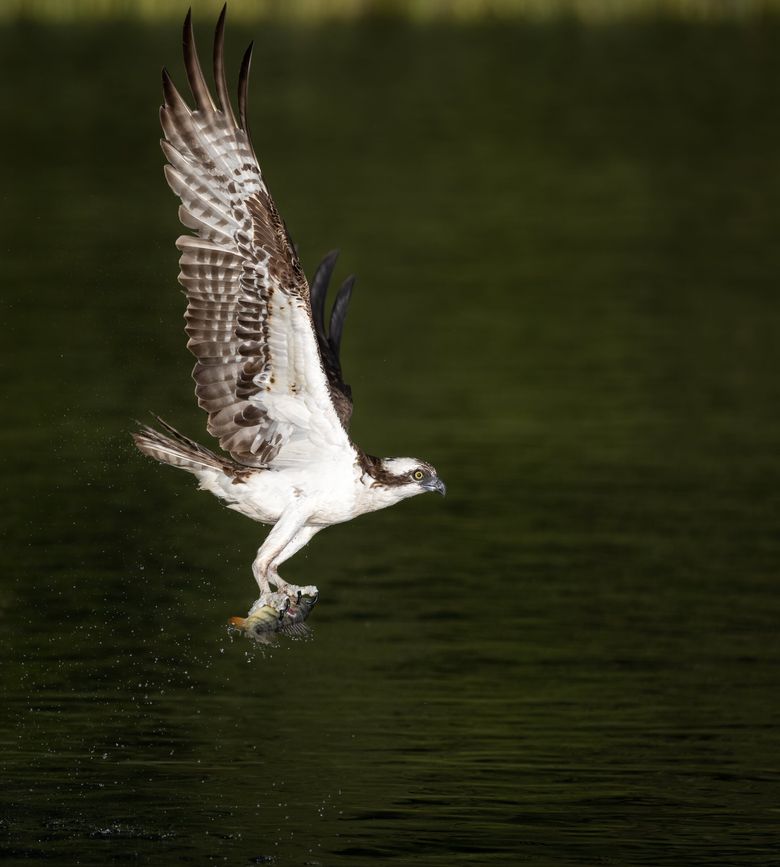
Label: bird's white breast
xmin=194 ymin=457 xmax=367 ymax=526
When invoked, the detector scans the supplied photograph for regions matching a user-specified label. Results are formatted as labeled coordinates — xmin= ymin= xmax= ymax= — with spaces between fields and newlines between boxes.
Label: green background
xmin=1 ymin=4 xmax=779 ymax=864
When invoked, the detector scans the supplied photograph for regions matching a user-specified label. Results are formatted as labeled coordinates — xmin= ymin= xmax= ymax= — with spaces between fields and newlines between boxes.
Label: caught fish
xmin=229 ymin=592 xmax=318 ymax=641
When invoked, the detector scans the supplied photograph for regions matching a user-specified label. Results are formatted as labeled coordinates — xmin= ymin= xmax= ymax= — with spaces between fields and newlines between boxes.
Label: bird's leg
xmin=251 ymin=552 xmax=273 ymax=599
xmin=267 ymin=525 xmax=321 ymax=601
xmin=248 ymin=508 xmax=312 ymax=614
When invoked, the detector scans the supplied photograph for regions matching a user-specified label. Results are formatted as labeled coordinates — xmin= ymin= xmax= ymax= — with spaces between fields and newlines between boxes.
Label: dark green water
xmin=1 ymin=15 xmax=780 ymax=865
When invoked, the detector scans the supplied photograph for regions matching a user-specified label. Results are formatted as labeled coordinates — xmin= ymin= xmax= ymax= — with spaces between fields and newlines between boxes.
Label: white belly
xmin=193 ymin=461 xmax=362 ymax=526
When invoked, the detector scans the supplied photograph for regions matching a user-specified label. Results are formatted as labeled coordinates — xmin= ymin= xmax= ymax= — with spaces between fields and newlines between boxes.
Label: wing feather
xmin=309 ymin=251 xmax=355 ymax=428
xmin=330 ymin=275 xmax=354 ymax=356
xmin=182 ymin=10 xmax=216 ymax=113
xmin=160 ymin=8 xmax=354 ymax=468
xmin=212 ymin=6 xmax=237 ymax=127
xmin=237 ymin=42 xmax=254 ymax=135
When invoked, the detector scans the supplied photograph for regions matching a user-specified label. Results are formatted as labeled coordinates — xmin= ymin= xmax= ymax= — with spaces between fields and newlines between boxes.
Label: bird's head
xmin=376 ymin=457 xmax=446 ymax=499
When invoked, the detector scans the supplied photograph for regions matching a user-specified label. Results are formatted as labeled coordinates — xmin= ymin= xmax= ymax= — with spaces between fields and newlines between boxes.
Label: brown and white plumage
xmin=161 ymin=8 xmax=352 ymax=469
xmin=134 ymin=7 xmax=445 ymax=621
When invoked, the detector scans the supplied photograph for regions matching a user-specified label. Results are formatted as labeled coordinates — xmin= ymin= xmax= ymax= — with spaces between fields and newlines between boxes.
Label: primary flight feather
xmin=134 ymin=7 xmax=445 ymax=621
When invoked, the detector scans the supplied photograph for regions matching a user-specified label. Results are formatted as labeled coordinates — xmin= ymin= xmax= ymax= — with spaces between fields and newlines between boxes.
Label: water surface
xmin=1 ymin=17 xmax=779 ymax=865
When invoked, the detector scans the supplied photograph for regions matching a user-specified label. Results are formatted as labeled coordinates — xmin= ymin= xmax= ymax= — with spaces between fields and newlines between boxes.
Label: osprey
xmin=133 ymin=8 xmax=445 ymax=622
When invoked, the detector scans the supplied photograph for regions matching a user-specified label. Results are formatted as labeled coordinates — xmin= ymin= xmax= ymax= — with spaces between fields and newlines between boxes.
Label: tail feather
xmin=132 ymin=416 xmax=247 ymax=478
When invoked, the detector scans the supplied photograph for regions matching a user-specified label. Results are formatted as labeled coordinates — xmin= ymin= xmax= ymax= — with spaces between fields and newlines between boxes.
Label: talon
xmin=296 ymin=590 xmax=302 ymax=603
xmin=278 ymin=598 xmax=290 ymax=621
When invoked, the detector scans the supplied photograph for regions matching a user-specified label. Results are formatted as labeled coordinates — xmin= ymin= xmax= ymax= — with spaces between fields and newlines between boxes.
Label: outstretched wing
xmin=309 ymin=250 xmax=355 ymax=429
xmin=160 ymin=7 xmax=355 ymax=468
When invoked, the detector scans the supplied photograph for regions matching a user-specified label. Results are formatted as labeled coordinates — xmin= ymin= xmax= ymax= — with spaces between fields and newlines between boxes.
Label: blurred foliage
xmin=3 ymin=0 xmax=780 ymax=21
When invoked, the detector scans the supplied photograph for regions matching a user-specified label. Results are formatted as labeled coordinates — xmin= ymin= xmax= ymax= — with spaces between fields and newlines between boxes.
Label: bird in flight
xmin=133 ymin=7 xmax=445 ymax=625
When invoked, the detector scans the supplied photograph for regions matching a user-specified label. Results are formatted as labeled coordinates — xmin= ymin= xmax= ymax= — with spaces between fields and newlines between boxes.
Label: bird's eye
xmin=413 ymin=470 xmax=424 ymax=481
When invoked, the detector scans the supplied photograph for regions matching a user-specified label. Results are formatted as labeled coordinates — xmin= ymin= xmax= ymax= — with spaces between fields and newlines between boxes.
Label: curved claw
xmin=231 ymin=587 xmax=318 ymax=639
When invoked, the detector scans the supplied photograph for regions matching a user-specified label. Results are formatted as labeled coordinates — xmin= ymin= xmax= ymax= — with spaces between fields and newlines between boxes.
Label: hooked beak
xmin=424 ymin=478 xmax=446 ymax=496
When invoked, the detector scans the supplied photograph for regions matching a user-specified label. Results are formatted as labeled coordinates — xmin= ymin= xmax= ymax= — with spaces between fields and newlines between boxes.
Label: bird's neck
xmin=354 ymin=451 xmax=412 ymax=514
